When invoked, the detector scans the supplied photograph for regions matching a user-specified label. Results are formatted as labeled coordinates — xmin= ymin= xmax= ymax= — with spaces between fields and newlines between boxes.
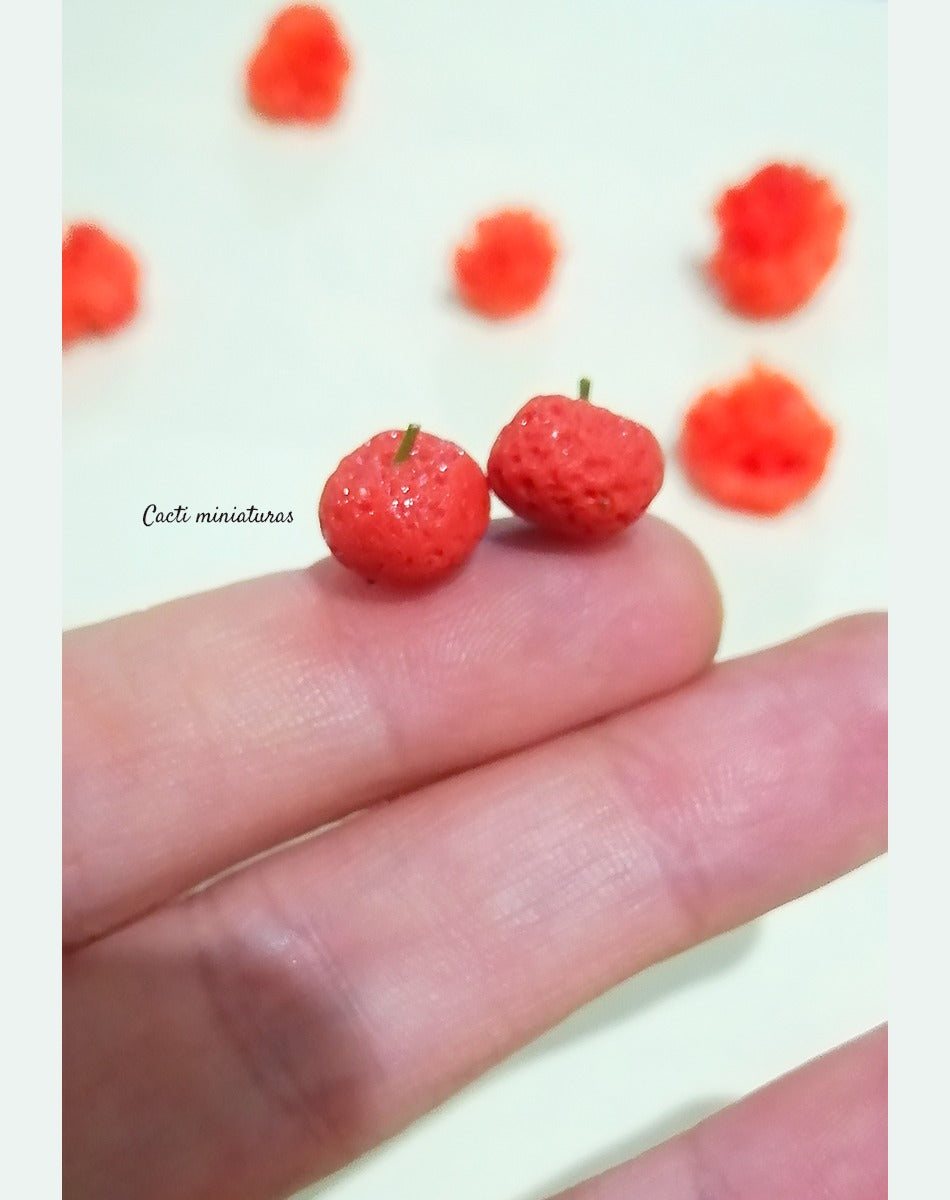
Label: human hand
xmin=63 ymin=518 xmax=886 ymax=1200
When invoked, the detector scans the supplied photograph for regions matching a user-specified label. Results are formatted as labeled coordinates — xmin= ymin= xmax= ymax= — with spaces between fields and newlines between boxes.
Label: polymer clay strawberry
xmin=62 ymin=223 xmax=140 ymax=346
xmin=319 ymin=425 xmax=491 ymax=584
xmin=487 ymin=379 xmax=665 ymax=540
xmin=453 ymin=209 xmax=558 ymax=318
xmin=708 ymin=162 xmax=846 ymax=318
xmin=678 ymin=364 xmax=835 ymax=514
xmin=246 ymin=5 xmax=351 ymax=123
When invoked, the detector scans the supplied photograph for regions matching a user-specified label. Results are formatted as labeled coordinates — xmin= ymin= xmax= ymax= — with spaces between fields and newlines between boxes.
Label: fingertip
xmin=635 ymin=515 xmax=724 ymax=665
xmin=488 ymin=514 xmax=725 ymax=690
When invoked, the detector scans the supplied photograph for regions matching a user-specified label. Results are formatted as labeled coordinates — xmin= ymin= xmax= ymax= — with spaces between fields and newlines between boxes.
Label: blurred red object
xmin=679 ymin=365 xmax=835 ymax=514
xmin=62 ymin=223 xmax=140 ymax=347
xmin=453 ymin=209 xmax=558 ymax=319
xmin=708 ymin=163 xmax=846 ymax=317
xmin=246 ymin=5 xmax=351 ymax=122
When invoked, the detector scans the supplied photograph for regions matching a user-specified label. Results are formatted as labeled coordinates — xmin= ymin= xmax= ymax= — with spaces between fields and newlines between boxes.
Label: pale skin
xmin=63 ymin=517 xmax=887 ymax=1200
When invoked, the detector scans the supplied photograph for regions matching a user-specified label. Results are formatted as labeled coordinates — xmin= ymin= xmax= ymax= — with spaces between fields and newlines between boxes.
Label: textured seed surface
xmin=62 ymin=223 xmax=140 ymax=346
xmin=453 ymin=209 xmax=558 ymax=319
xmin=487 ymin=395 xmax=665 ymax=540
xmin=319 ymin=430 xmax=490 ymax=584
xmin=246 ymin=5 xmax=351 ymax=122
xmin=679 ymin=365 xmax=835 ymax=514
xmin=708 ymin=162 xmax=846 ymax=317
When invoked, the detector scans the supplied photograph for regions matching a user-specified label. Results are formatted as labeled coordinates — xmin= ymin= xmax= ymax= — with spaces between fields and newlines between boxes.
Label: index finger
xmin=64 ymin=517 xmax=722 ymax=946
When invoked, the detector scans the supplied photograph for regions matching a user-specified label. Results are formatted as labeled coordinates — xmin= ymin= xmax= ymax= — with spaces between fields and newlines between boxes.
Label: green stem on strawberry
xmin=579 ymin=378 xmax=591 ymax=401
xmin=393 ymin=423 xmax=421 ymax=464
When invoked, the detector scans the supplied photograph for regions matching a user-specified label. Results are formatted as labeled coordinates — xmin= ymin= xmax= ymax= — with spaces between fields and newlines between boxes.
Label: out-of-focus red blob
xmin=708 ymin=163 xmax=846 ymax=317
xmin=246 ymin=5 xmax=351 ymax=122
xmin=62 ymin=223 xmax=140 ymax=347
xmin=453 ymin=209 xmax=558 ymax=318
xmin=679 ymin=365 xmax=835 ymax=514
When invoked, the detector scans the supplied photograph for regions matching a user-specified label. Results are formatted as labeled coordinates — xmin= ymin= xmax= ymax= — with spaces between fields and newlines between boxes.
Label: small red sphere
xmin=319 ymin=427 xmax=491 ymax=584
xmin=708 ymin=163 xmax=846 ymax=318
xmin=487 ymin=383 xmax=664 ymax=540
xmin=246 ymin=5 xmax=351 ymax=123
xmin=62 ymin=223 xmax=140 ymax=346
xmin=678 ymin=365 xmax=835 ymax=514
xmin=453 ymin=209 xmax=558 ymax=319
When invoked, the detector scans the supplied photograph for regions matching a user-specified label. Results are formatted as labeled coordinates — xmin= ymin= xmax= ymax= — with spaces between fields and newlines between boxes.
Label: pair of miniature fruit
xmin=318 ymin=381 xmax=665 ymax=585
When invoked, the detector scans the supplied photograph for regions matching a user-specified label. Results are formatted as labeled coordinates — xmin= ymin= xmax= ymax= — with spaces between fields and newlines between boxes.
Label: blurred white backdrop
xmin=63 ymin=2 xmax=886 ymax=1197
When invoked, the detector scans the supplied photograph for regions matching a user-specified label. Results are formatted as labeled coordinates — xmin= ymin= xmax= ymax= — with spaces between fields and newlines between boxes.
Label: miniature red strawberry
xmin=708 ymin=162 xmax=846 ymax=318
xmin=246 ymin=5 xmax=351 ymax=123
xmin=678 ymin=364 xmax=835 ymax=514
xmin=319 ymin=425 xmax=491 ymax=584
xmin=453 ymin=209 xmax=558 ymax=318
xmin=62 ymin=223 xmax=140 ymax=346
xmin=487 ymin=379 xmax=664 ymax=540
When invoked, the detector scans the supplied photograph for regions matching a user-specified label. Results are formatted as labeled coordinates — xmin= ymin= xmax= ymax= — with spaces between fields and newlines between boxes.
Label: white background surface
xmin=63 ymin=2 xmax=886 ymax=1197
